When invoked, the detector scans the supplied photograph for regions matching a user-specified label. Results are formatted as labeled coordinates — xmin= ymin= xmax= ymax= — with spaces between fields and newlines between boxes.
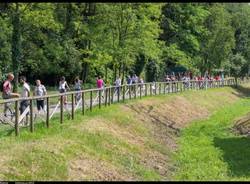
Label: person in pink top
xmin=96 ymin=76 xmax=105 ymax=100
xmin=2 ymin=73 xmax=20 ymax=116
xmin=96 ymin=76 xmax=104 ymax=89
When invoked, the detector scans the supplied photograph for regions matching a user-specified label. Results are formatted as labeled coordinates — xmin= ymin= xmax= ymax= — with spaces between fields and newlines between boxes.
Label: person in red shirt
xmin=96 ymin=76 xmax=105 ymax=100
xmin=96 ymin=76 xmax=104 ymax=89
xmin=2 ymin=73 xmax=20 ymax=99
xmin=2 ymin=73 xmax=20 ymax=116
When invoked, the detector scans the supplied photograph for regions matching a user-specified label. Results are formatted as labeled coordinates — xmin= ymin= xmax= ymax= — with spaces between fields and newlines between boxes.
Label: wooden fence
xmin=0 ymin=77 xmax=248 ymax=136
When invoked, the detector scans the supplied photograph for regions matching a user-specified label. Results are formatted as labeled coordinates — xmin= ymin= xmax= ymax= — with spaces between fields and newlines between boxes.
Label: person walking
xmin=74 ymin=77 xmax=82 ymax=104
xmin=59 ymin=76 xmax=70 ymax=105
xmin=2 ymin=73 xmax=20 ymax=116
xmin=33 ymin=79 xmax=47 ymax=114
xmin=19 ymin=76 xmax=31 ymax=125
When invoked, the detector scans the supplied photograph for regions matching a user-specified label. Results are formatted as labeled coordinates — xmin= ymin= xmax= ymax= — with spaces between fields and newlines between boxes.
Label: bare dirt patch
xmin=122 ymin=95 xmax=211 ymax=151
xmin=232 ymin=113 xmax=250 ymax=136
xmin=139 ymin=150 xmax=173 ymax=179
xmin=71 ymin=118 xmax=145 ymax=146
xmin=68 ymin=155 xmax=136 ymax=181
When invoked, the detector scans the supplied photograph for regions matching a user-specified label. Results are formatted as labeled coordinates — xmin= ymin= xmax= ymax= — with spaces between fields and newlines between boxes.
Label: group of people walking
xmin=164 ymin=71 xmax=224 ymax=88
xmin=1 ymin=71 xmax=224 ymax=118
xmin=2 ymin=73 xmax=83 ymax=116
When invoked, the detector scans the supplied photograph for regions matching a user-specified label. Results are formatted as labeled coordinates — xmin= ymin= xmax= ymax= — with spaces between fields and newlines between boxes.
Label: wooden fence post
xmin=154 ymin=82 xmax=157 ymax=95
xmin=123 ymin=85 xmax=125 ymax=102
xmin=105 ymin=88 xmax=108 ymax=106
xmin=164 ymin=83 xmax=166 ymax=94
xmin=60 ymin=95 xmax=63 ymax=124
xmin=150 ymin=83 xmax=152 ymax=96
xmin=30 ymin=99 xmax=34 ymax=132
xmin=108 ymin=88 xmax=111 ymax=106
xmin=82 ymin=92 xmax=85 ymax=115
xmin=71 ymin=94 xmax=75 ymax=120
xmin=140 ymin=84 xmax=142 ymax=99
xmin=99 ymin=89 xmax=101 ymax=109
xmin=111 ymin=87 xmax=114 ymax=104
xmin=117 ymin=87 xmax=120 ymax=102
xmin=46 ymin=97 xmax=49 ymax=128
xmin=134 ymin=85 xmax=137 ymax=99
xmin=159 ymin=83 xmax=161 ymax=94
xmin=90 ymin=91 xmax=93 ymax=111
xmin=129 ymin=85 xmax=132 ymax=100
xmin=15 ymin=101 xmax=19 ymax=136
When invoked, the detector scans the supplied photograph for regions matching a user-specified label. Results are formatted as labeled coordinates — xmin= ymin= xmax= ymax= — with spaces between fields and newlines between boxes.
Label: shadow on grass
xmin=231 ymin=85 xmax=250 ymax=98
xmin=0 ymin=126 xmax=14 ymax=138
xmin=214 ymin=136 xmax=250 ymax=177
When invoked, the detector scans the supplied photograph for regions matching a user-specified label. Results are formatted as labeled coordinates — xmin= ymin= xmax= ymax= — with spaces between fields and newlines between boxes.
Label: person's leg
xmin=75 ymin=93 xmax=77 ymax=104
xmin=4 ymin=103 xmax=8 ymax=116
xmin=24 ymin=101 xmax=29 ymax=125
xmin=40 ymin=100 xmax=44 ymax=113
xmin=63 ymin=95 xmax=65 ymax=105
xmin=19 ymin=101 xmax=25 ymax=124
xmin=20 ymin=101 xmax=25 ymax=114
xmin=37 ymin=100 xmax=41 ymax=114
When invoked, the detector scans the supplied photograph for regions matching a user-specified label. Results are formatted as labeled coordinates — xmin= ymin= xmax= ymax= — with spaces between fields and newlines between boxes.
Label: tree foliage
xmin=0 ymin=3 xmax=249 ymax=87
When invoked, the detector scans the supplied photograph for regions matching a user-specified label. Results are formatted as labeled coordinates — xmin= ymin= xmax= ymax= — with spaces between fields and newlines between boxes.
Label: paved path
xmin=0 ymin=84 xmax=196 ymax=127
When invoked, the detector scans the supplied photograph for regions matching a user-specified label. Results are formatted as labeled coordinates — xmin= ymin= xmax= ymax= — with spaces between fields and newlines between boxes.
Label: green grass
xmin=174 ymin=97 xmax=250 ymax=181
xmin=0 ymin=101 xmax=166 ymax=181
xmin=0 ymin=85 xmax=249 ymax=181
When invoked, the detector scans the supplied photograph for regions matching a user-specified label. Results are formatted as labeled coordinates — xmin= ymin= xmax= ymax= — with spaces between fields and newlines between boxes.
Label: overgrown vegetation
xmin=0 ymin=3 xmax=250 ymax=89
xmin=174 ymin=87 xmax=250 ymax=181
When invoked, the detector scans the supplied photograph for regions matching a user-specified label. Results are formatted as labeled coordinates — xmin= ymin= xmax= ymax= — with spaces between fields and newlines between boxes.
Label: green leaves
xmin=0 ymin=3 xmax=249 ymax=86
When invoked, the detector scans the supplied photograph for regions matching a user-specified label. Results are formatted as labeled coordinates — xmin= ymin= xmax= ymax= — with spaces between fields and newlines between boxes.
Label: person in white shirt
xmin=19 ymin=76 xmax=30 ymax=115
xmin=59 ymin=76 xmax=70 ymax=105
xmin=33 ymin=80 xmax=47 ymax=114
xmin=74 ymin=77 xmax=82 ymax=104
xmin=114 ymin=76 xmax=121 ymax=95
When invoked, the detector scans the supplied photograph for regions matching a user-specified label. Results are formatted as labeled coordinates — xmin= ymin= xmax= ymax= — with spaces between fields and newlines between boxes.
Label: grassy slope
xmin=0 ymin=86 xmax=249 ymax=181
xmin=174 ymin=86 xmax=250 ymax=181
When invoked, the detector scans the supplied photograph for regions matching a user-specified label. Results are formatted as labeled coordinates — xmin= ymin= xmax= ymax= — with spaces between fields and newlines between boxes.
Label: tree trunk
xmin=235 ymin=77 xmax=238 ymax=88
xmin=82 ymin=62 xmax=88 ymax=83
xmin=118 ymin=63 xmax=121 ymax=78
xmin=11 ymin=3 xmax=21 ymax=92
xmin=65 ymin=3 xmax=73 ymax=38
xmin=114 ymin=64 xmax=117 ymax=84
xmin=122 ymin=62 xmax=125 ymax=85
xmin=105 ymin=64 xmax=108 ymax=83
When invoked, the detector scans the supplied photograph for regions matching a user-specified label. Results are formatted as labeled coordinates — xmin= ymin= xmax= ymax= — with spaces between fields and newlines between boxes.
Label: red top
xmin=3 ymin=80 xmax=11 ymax=94
xmin=97 ymin=79 xmax=104 ymax=88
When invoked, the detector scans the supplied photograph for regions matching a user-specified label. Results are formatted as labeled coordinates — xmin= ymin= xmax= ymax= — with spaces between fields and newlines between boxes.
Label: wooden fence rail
xmin=0 ymin=77 xmax=249 ymax=136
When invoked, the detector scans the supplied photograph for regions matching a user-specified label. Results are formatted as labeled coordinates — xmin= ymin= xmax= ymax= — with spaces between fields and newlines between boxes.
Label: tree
xmin=160 ymin=3 xmax=209 ymax=74
xmin=199 ymin=4 xmax=235 ymax=74
xmin=228 ymin=53 xmax=247 ymax=85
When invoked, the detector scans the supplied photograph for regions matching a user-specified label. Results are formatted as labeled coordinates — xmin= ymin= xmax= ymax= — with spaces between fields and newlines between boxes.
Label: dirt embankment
xmin=0 ymin=87 xmax=247 ymax=181
xmin=123 ymin=89 xmax=240 ymax=149
xmin=69 ymin=88 xmax=241 ymax=180
xmin=233 ymin=113 xmax=250 ymax=136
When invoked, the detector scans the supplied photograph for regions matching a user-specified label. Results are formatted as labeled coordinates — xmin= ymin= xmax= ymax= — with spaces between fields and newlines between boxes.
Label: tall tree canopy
xmin=0 ymin=3 xmax=249 ymax=88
